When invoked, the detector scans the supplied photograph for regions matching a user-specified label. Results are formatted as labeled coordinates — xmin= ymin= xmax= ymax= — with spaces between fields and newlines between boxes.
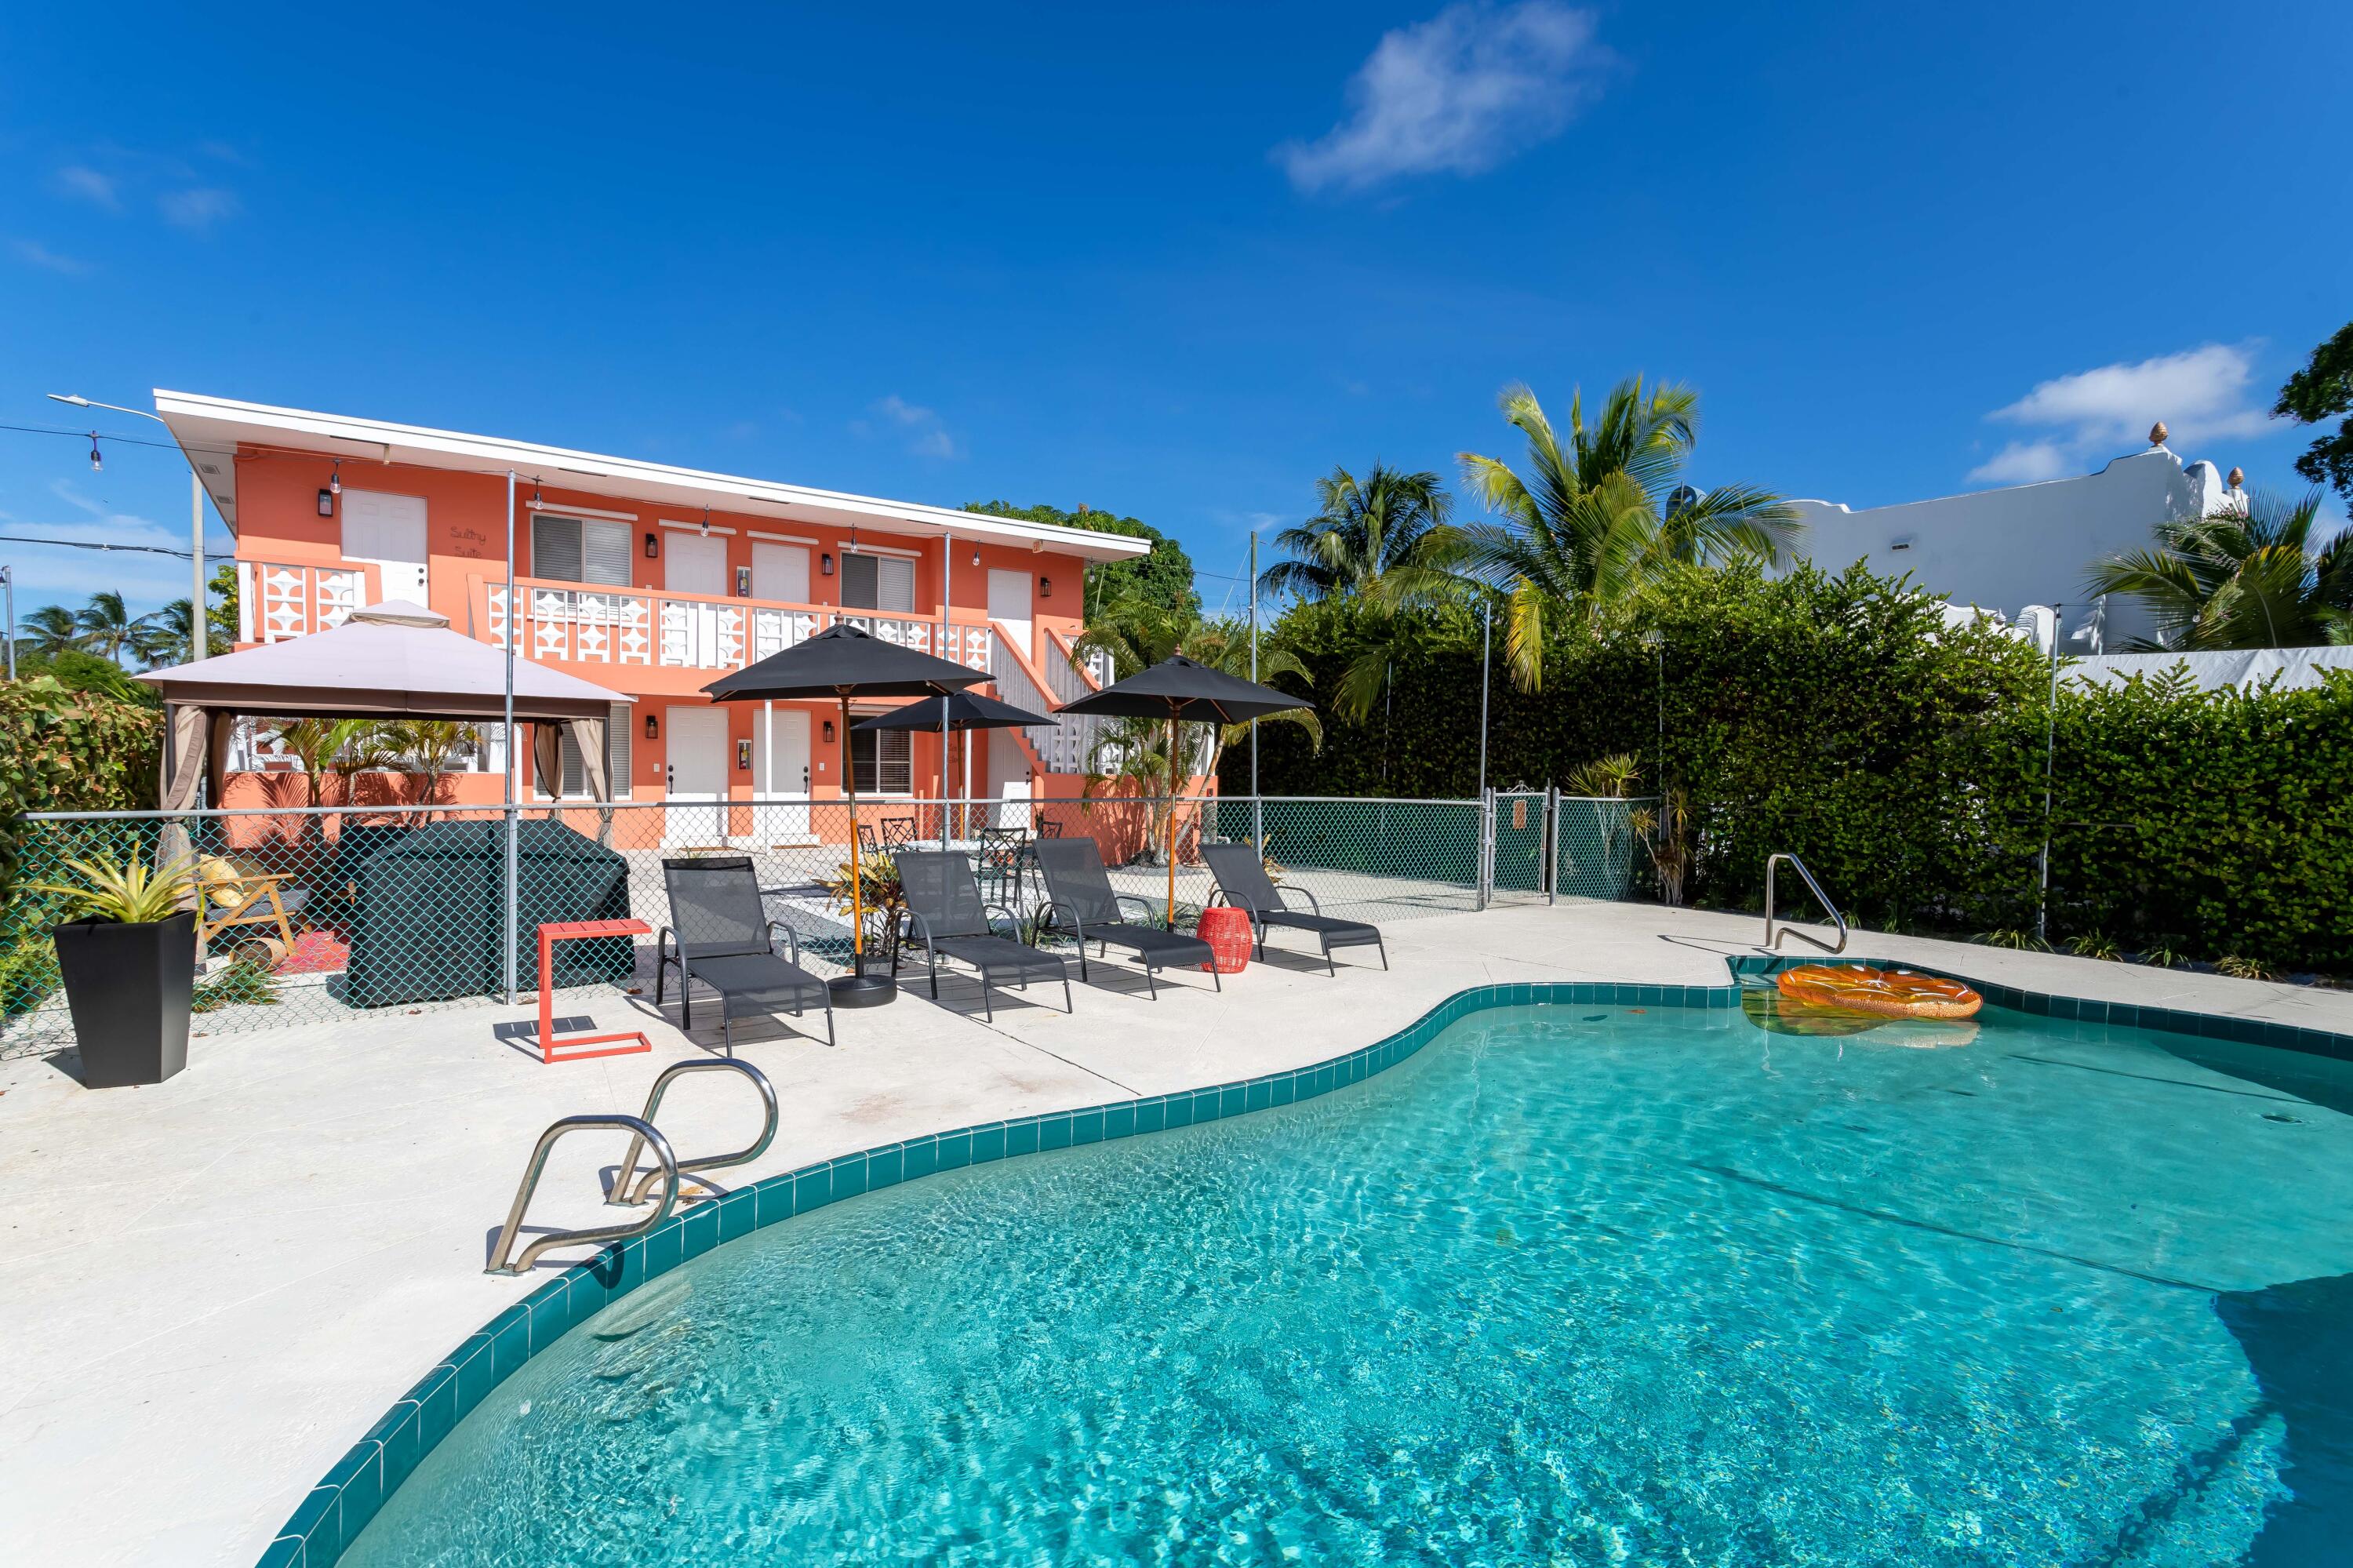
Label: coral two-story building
xmin=151 ymin=391 xmax=1145 ymax=835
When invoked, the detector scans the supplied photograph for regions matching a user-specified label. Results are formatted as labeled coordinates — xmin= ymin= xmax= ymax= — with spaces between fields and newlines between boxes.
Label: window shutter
xmin=878 ymin=555 xmax=915 ymax=612
xmin=532 ymin=515 xmax=583 ymax=583
xmin=557 ymin=727 xmax=586 ymax=797
xmin=583 ymin=522 xmax=634 ymax=586
xmin=880 ymin=729 xmax=911 ymax=792
xmin=841 ymin=552 xmax=878 ymax=609
xmin=607 ymin=704 xmax=632 ymax=798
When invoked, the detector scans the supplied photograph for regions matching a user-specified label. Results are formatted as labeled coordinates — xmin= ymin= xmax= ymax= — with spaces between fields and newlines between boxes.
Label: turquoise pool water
xmin=345 ymin=997 xmax=2353 ymax=1566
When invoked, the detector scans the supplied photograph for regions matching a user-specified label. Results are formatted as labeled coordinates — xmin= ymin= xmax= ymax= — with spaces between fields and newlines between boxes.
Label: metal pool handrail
xmin=1763 ymin=853 xmax=1849 ymax=955
xmin=609 ymin=1057 xmax=780 ymax=1206
xmin=486 ymin=1115 xmax=680 ymax=1276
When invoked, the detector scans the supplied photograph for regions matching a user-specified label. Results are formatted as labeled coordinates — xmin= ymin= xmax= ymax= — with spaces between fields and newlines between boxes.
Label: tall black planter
xmin=52 ymin=911 xmax=197 ymax=1088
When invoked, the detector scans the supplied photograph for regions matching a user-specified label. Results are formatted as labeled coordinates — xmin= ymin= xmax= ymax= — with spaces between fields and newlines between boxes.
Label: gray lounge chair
xmin=656 ymin=856 xmax=835 ymax=1053
xmin=895 ymin=849 xmax=1072 ymax=1020
xmin=1033 ymin=837 xmax=1220 ymax=999
xmin=1202 ymin=840 xmax=1387 ymax=974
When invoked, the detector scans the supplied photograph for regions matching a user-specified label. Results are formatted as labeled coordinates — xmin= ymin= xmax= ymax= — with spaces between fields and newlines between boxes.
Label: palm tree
xmin=17 ymin=605 xmax=82 ymax=660
xmin=129 ymin=598 xmax=227 ymax=667
xmin=382 ymin=719 xmax=482 ymax=813
xmin=1075 ymin=596 xmax=1320 ymax=860
xmin=75 ymin=591 xmax=158 ymax=666
xmin=2087 ymin=488 xmax=2353 ymax=650
xmin=268 ymin=718 xmax=384 ymax=811
xmin=1449 ymin=379 xmax=1800 ymax=689
xmin=1258 ymin=464 xmax=1453 ymax=602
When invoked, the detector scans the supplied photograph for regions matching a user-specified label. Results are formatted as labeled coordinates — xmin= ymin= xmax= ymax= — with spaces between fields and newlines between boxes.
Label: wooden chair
xmin=195 ymin=857 xmax=308 ymax=953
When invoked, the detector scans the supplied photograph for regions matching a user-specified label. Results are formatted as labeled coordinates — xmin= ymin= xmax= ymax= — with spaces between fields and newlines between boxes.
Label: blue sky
xmin=2 ymin=2 xmax=2345 ymax=620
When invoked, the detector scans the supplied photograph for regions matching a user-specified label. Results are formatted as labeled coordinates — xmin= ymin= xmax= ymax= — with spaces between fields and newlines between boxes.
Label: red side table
xmin=534 ymin=919 xmax=653 ymax=1064
xmin=1196 ymin=904 xmax=1253 ymax=973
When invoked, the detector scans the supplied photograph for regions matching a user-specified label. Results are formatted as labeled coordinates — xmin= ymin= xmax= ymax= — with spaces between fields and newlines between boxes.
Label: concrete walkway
xmin=2 ymin=900 xmax=2345 ymax=1566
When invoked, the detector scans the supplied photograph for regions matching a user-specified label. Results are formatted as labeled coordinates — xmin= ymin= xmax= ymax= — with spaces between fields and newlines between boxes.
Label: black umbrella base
xmin=829 ymin=973 xmax=899 ymax=1008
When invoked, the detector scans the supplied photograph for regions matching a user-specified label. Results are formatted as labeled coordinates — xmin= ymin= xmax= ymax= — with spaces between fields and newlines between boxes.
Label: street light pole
xmin=2 ymin=566 xmax=13 ymax=680
xmin=46 ymin=394 xmax=209 ymax=662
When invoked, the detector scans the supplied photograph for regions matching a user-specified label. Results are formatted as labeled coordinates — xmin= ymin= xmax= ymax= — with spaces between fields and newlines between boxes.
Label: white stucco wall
xmin=1785 ymin=446 xmax=2231 ymax=651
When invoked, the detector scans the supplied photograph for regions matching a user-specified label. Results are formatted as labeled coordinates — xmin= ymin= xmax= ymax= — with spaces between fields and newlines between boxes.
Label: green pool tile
xmin=755 ymin=1177 xmax=795 ymax=1227
xmin=644 ymin=1218 xmax=683 ymax=1279
xmin=867 ymin=1144 xmax=905 ymax=1189
xmin=1244 ymin=1079 xmax=1273 ymax=1112
xmin=1193 ymin=1087 xmax=1223 ymax=1122
xmin=681 ymin=1202 xmax=719 ymax=1261
xmin=936 ymin=1129 xmax=975 ymax=1170
xmin=1002 ymin=1119 xmax=1041 ymax=1158
xmin=446 ymin=1333 xmax=496 ymax=1419
xmin=328 ymin=1445 xmax=383 ymax=1555
xmin=285 ymin=1483 xmax=337 ymax=1548
xmin=489 ymin=1308 xmax=529 ymax=1384
xmin=900 ymin=1136 xmax=940 ymax=1181
xmin=1220 ymin=1085 xmax=1246 ymax=1117
xmin=409 ymin=1364 xmax=458 ymax=1450
xmin=1071 ymin=1108 xmax=1105 ymax=1145
xmin=1162 ymin=1093 xmax=1193 ymax=1129
xmin=526 ymin=1284 xmax=573 ymax=1354
xmin=370 ymin=1401 xmax=421 ymax=1497
xmin=257 ymin=1533 xmax=306 ymax=1568
xmin=1135 ymin=1097 xmax=1168 ymax=1133
xmin=1101 ymin=1104 xmax=1135 ymax=1141
xmin=718 ymin=1189 xmax=757 ymax=1243
xmin=793 ymin=1166 xmax=831 ymax=1213
xmin=830 ymin=1154 xmax=870 ymax=1199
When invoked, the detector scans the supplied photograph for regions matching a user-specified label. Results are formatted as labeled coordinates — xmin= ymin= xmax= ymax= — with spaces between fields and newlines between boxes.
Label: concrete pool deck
xmin=3 ymin=900 xmax=2348 ymax=1566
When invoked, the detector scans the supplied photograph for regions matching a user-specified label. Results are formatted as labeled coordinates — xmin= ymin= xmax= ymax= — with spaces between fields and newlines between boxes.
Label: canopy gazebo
xmin=136 ymin=600 xmax=631 ymax=820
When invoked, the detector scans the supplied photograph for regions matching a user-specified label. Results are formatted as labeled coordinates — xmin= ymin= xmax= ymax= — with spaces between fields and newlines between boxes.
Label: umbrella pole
xmin=843 ymin=693 xmax=863 ymax=974
xmin=1166 ymin=711 xmax=1178 ymax=929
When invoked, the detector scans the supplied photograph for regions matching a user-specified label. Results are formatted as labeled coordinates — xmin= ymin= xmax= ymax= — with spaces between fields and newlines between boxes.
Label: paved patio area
xmin=3 ymin=900 xmax=2347 ymax=1566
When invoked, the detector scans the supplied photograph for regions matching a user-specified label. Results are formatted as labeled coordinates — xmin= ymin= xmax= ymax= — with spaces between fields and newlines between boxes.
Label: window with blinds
xmin=851 ymin=727 xmax=912 ymax=794
xmin=556 ymin=704 xmax=635 ymax=798
xmin=840 ymin=551 xmax=915 ymax=612
xmin=532 ymin=515 xmax=635 ymax=586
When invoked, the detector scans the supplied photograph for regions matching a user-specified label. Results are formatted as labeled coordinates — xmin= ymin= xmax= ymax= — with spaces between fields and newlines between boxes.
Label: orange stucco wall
xmin=228 ymin=449 xmax=1096 ymax=809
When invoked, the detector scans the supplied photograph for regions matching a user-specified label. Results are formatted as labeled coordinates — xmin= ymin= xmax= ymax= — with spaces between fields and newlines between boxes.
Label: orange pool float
xmin=1774 ymin=965 xmax=1982 ymax=1020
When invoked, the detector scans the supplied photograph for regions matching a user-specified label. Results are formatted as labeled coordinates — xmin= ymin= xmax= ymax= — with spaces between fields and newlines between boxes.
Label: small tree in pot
xmin=31 ymin=852 xmax=198 ymax=1088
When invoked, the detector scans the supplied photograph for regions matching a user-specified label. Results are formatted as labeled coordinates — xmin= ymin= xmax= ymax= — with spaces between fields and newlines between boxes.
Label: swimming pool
xmin=340 ymin=988 xmax=2353 ymax=1566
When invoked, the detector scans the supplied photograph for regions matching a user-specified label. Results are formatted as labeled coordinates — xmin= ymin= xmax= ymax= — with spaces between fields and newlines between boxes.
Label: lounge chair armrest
xmin=902 ymin=909 xmax=937 ymax=947
xmin=1113 ymin=893 xmax=1159 ymax=926
xmin=984 ymin=903 xmax=1024 ymax=941
xmin=1278 ymin=885 xmax=1323 ymax=914
xmin=766 ymin=920 xmax=802 ymax=966
xmin=1037 ymin=900 xmax=1085 ymax=944
xmin=656 ymin=926 xmax=680 ymax=965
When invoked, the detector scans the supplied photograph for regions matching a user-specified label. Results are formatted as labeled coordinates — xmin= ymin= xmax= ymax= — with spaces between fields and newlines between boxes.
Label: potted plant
xmin=31 ymin=851 xmax=199 ymax=1087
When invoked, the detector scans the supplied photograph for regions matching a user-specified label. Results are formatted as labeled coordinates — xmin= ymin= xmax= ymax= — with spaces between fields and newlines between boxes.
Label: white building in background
xmin=1784 ymin=429 xmax=2240 ymax=653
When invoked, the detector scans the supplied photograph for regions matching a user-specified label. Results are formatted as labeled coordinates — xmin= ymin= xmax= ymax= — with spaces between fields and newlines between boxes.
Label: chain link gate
xmin=1489 ymin=790 xmax=1551 ymax=904
xmin=1554 ymin=795 xmax=1656 ymax=902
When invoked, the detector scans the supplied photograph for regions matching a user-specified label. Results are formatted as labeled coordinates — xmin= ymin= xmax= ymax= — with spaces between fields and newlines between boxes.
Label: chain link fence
xmin=1 ymin=791 xmax=1646 ymax=1056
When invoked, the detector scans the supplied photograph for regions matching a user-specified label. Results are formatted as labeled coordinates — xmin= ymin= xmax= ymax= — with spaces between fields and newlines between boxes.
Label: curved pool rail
xmin=260 ymin=961 xmax=2353 ymax=1566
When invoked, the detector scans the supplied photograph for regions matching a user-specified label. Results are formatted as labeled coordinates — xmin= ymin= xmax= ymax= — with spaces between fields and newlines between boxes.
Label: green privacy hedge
xmin=1227 ymin=564 xmax=2353 ymax=970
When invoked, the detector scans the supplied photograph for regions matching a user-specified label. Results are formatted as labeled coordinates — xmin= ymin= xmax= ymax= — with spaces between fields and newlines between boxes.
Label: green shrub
xmin=1231 ymin=562 xmax=2353 ymax=970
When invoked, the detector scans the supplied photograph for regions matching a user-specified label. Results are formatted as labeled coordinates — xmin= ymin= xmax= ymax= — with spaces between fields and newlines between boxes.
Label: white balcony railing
xmin=475 ymin=577 xmax=991 ymax=675
xmin=991 ymin=623 xmax=1104 ymax=775
xmin=238 ymin=561 xmax=373 ymax=643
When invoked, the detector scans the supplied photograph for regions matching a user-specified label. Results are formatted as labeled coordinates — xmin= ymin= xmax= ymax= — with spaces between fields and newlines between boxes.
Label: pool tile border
xmin=264 ymin=963 xmax=2352 ymax=1564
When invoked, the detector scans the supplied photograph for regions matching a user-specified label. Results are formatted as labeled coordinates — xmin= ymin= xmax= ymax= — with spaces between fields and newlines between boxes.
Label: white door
xmin=988 ymin=568 xmax=1033 ymax=664
xmin=664 ymin=531 xmax=730 ymax=665
xmin=988 ymin=727 xmax=1031 ymax=828
xmin=751 ymin=704 xmax=813 ymax=841
xmin=751 ymin=541 xmax=809 ymax=604
xmin=664 ymin=706 xmax=729 ymax=845
xmin=342 ymin=490 xmax=429 ymax=604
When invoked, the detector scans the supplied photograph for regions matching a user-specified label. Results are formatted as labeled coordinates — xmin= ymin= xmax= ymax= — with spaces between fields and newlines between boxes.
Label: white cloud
xmin=10 ymin=238 xmax=89 ymax=275
xmin=53 ymin=165 xmax=119 ymax=209
xmin=1966 ymin=441 xmax=2074 ymax=486
xmin=1 ymin=494 xmax=195 ymax=612
xmin=1969 ymin=343 xmax=2274 ymax=488
xmin=868 ymin=395 xmax=962 ymax=460
xmin=1276 ymin=2 xmax=1611 ymax=195
xmin=158 ymin=187 xmax=238 ymax=230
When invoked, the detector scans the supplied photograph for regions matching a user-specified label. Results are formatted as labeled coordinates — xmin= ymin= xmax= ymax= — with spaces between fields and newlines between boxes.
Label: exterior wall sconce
xmin=643 ymin=531 xmax=660 ymax=558
xmin=644 ymin=713 xmax=659 ymax=740
xmin=1039 ymin=576 xmax=1052 ymax=598
xmin=820 ymin=552 xmax=835 ymax=577
xmin=735 ymin=566 xmax=751 ymax=596
xmin=822 ymin=719 xmax=835 ymax=743
xmin=328 ymin=460 xmax=342 ymax=497
xmin=736 ymin=738 xmax=752 ymax=769
xmin=970 ymin=549 xmax=980 ymax=567
xmin=316 ymin=488 xmax=335 ymax=518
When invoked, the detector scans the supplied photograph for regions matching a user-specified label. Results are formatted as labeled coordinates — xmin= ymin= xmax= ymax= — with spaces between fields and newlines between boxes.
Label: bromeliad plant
xmin=27 ymin=851 xmax=197 ymax=925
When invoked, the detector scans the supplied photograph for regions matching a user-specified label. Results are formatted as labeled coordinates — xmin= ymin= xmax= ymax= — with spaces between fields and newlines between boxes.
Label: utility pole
xmin=1249 ymin=529 xmax=1262 ymax=851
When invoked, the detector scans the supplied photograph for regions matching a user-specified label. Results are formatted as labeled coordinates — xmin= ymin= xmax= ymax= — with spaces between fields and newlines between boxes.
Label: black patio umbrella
xmin=704 ymin=624 xmax=989 ymax=1006
xmin=1054 ymin=654 xmax=1315 ymax=926
xmin=854 ymin=689 xmax=1056 ymax=849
